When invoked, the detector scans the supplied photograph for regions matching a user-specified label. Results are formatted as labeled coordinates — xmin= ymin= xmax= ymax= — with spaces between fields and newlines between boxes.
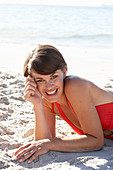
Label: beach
xmin=0 ymin=44 xmax=113 ymax=170
xmin=1 ymin=2 xmax=113 ymax=169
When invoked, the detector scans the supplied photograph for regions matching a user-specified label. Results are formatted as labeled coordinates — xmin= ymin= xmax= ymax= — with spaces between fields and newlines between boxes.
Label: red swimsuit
xmin=52 ymin=100 xmax=113 ymax=139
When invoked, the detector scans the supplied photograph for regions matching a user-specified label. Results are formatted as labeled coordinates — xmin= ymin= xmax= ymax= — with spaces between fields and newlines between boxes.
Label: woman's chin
xmin=46 ymin=97 xmax=58 ymax=103
xmin=43 ymin=95 xmax=59 ymax=103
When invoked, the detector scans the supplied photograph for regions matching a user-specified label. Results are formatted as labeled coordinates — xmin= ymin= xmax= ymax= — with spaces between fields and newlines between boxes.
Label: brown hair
xmin=23 ymin=44 xmax=67 ymax=77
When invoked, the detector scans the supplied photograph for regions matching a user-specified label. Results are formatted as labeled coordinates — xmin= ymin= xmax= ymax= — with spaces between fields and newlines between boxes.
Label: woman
xmin=14 ymin=44 xmax=113 ymax=164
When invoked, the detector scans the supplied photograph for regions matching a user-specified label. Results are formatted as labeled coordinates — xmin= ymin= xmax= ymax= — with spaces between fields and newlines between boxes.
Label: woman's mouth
xmin=45 ymin=89 xmax=58 ymax=96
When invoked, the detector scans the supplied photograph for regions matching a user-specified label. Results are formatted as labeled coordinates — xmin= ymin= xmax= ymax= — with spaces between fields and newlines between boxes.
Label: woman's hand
xmin=23 ymin=76 xmax=42 ymax=105
xmin=14 ymin=139 xmax=52 ymax=164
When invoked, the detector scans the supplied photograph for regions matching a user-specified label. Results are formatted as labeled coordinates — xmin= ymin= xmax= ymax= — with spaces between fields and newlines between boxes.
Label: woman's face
xmin=31 ymin=68 xmax=66 ymax=103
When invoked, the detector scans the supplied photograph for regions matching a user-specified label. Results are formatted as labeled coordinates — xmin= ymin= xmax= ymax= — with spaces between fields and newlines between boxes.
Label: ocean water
xmin=0 ymin=3 xmax=113 ymax=48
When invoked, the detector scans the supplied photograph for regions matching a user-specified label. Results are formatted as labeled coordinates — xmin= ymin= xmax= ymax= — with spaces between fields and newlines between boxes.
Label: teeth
xmin=46 ymin=89 xmax=57 ymax=95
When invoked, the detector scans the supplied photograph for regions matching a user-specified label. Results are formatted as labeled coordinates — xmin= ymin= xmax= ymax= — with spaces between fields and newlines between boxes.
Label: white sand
xmin=0 ymin=44 xmax=113 ymax=169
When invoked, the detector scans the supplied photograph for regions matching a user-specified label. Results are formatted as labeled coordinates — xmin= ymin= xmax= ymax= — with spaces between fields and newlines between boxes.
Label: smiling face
xmin=31 ymin=68 xmax=67 ymax=103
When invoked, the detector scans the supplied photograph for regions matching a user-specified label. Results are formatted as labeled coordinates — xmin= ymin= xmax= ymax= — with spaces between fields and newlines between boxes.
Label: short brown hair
xmin=23 ymin=44 xmax=67 ymax=77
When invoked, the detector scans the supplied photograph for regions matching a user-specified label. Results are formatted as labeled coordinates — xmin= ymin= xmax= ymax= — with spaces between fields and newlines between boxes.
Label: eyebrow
xmin=50 ymin=71 xmax=57 ymax=77
xmin=35 ymin=77 xmax=43 ymax=80
xmin=30 ymin=73 xmax=42 ymax=80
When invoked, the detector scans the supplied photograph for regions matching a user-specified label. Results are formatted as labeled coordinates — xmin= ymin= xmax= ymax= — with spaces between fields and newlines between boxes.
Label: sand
xmin=0 ymin=44 xmax=113 ymax=169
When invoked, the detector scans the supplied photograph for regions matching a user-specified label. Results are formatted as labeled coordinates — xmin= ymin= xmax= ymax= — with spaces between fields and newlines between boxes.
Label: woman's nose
xmin=45 ymin=80 xmax=53 ymax=88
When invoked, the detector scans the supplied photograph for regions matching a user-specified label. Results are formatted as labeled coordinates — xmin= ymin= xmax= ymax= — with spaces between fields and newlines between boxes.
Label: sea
xmin=0 ymin=3 xmax=113 ymax=48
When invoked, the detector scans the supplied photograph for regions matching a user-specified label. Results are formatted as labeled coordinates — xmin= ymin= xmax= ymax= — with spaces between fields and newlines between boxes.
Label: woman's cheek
xmin=37 ymin=84 xmax=43 ymax=93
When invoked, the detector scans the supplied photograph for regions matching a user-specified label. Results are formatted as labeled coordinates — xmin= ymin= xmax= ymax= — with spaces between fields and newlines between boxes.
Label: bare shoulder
xmin=64 ymin=75 xmax=97 ymax=105
xmin=64 ymin=75 xmax=91 ymax=92
xmin=64 ymin=75 xmax=113 ymax=105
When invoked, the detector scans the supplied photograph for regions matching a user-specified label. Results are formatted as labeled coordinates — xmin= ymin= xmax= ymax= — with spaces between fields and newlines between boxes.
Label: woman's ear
xmin=63 ymin=66 xmax=67 ymax=78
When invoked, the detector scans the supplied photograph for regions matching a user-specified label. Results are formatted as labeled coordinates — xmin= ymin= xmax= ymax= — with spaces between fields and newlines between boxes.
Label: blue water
xmin=0 ymin=3 xmax=113 ymax=47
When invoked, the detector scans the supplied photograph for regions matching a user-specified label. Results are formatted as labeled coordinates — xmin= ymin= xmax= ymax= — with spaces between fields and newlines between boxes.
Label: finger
xmin=27 ymin=151 xmax=39 ymax=164
xmin=14 ymin=143 xmax=31 ymax=156
xmin=28 ymin=149 xmax=47 ymax=164
xmin=24 ymin=90 xmax=35 ymax=99
xmin=14 ymin=145 xmax=34 ymax=160
xmin=25 ymin=80 xmax=37 ymax=90
xmin=24 ymin=84 xmax=36 ymax=94
xmin=23 ymin=81 xmax=37 ymax=95
xmin=19 ymin=148 xmax=37 ymax=163
xmin=25 ymin=76 xmax=35 ymax=84
xmin=23 ymin=85 xmax=36 ymax=97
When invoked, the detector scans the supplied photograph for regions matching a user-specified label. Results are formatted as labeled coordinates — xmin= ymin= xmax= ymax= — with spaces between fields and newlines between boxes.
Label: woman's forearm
xmin=49 ymin=135 xmax=104 ymax=152
xmin=33 ymin=103 xmax=52 ymax=140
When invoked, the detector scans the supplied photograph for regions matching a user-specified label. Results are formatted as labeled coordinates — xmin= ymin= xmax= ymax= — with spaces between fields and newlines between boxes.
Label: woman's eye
xmin=36 ymin=79 xmax=44 ymax=83
xmin=51 ymin=75 xmax=58 ymax=80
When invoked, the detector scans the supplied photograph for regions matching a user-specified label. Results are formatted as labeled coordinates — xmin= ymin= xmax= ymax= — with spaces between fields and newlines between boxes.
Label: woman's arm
xmin=23 ymin=76 xmax=55 ymax=140
xmin=14 ymin=102 xmax=56 ymax=164
xmin=14 ymin=77 xmax=56 ymax=163
xmin=49 ymin=134 xmax=103 ymax=153
xmin=63 ymin=77 xmax=104 ymax=149
xmin=14 ymin=129 xmax=103 ymax=164
xmin=34 ymin=102 xmax=56 ymax=140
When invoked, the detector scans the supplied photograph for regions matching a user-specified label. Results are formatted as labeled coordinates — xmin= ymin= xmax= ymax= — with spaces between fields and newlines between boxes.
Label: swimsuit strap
xmin=51 ymin=103 xmax=54 ymax=113
xmin=66 ymin=97 xmax=75 ymax=113
xmin=55 ymin=102 xmax=84 ymax=135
